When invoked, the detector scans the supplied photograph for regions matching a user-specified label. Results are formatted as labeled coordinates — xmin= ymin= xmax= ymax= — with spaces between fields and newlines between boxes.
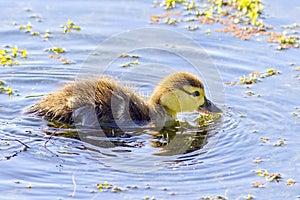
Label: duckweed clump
xmin=14 ymin=17 xmax=79 ymax=63
xmin=154 ymin=0 xmax=265 ymax=27
xmin=277 ymin=34 xmax=299 ymax=50
xmin=121 ymin=60 xmax=139 ymax=67
xmin=96 ymin=181 xmax=122 ymax=193
xmin=254 ymin=169 xmax=282 ymax=182
xmin=61 ymin=19 xmax=81 ymax=34
xmin=0 ymin=46 xmax=27 ymax=67
xmin=0 ymin=80 xmax=13 ymax=96
xmin=97 ymin=181 xmax=112 ymax=192
xmin=251 ymin=168 xmax=296 ymax=190
xmin=195 ymin=113 xmax=221 ymax=127
xmin=239 ymin=74 xmax=258 ymax=85
xmin=265 ymin=68 xmax=280 ymax=77
xmin=232 ymin=0 xmax=264 ymax=25
xmin=119 ymin=54 xmax=140 ymax=67
xmin=153 ymin=0 xmax=300 ymax=49
xmin=45 ymin=47 xmax=66 ymax=54
xmin=18 ymin=18 xmax=80 ymax=41
xmin=238 ymin=68 xmax=280 ymax=85
xmin=18 ymin=21 xmax=53 ymax=41
xmin=19 ymin=21 xmax=32 ymax=33
xmin=19 ymin=21 xmax=41 ymax=36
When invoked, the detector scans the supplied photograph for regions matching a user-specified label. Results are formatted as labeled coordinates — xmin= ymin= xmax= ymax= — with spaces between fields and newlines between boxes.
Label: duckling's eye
xmin=192 ymin=91 xmax=200 ymax=97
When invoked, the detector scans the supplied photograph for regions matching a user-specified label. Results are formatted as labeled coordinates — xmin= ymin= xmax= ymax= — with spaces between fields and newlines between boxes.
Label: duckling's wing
xmin=106 ymin=86 xmax=151 ymax=126
xmin=72 ymin=105 xmax=100 ymax=128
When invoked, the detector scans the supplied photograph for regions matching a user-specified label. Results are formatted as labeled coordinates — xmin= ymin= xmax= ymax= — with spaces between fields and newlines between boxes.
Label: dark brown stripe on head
xmin=166 ymin=72 xmax=204 ymax=90
xmin=150 ymin=72 xmax=204 ymax=105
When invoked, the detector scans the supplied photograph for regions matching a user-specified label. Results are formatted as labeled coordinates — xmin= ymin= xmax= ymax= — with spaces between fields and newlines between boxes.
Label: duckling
xmin=27 ymin=72 xmax=221 ymax=127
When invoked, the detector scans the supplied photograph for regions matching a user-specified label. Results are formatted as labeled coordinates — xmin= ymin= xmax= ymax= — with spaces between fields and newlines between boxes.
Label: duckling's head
xmin=150 ymin=72 xmax=221 ymax=118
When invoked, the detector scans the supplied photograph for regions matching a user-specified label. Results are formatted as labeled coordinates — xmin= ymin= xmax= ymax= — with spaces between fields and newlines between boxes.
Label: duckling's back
xmin=27 ymin=77 xmax=151 ymax=125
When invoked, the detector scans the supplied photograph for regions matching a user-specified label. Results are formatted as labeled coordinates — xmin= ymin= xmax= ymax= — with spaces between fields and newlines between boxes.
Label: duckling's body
xmin=27 ymin=72 xmax=221 ymax=126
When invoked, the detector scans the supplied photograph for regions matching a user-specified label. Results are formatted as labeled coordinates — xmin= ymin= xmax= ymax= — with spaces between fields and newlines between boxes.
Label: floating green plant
xmin=19 ymin=25 xmax=25 ymax=30
xmin=277 ymin=34 xmax=300 ymax=50
xmin=26 ymin=21 xmax=32 ymax=33
xmin=239 ymin=74 xmax=258 ymax=85
xmin=279 ymin=35 xmax=299 ymax=44
xmin=61 ymin=19 xmax=81 ymax=34
xmin=165 ymin=0 xmax=185 ymax=10
xmin=266 ymin=68 xmax=280 ymax=76
xmin=160 ymin=0 xmax=264 ymax=25
xmin=0 ymin=46 xmax=26 ymax=67
xmin=260 ymin=68 xmax=280 ymax=78
xmin=45 ymin=47 xmax=66 ymax=54
xmin=43 ymin=31 xmax=51 ymax=40
xmin=153 ymin=0 xmax=300 ymax=49
xmin=31 ymin=31 xmax=39 ymax=36
xmin=195 ymin=113 xmax=221 ymax=127
xmin=247 ymin=168 xmax=292 ymax=187
xmin=0 ymin=81 xmax=13 ymax=96
xmin=96 ymin=181 xmax=122 ymax=193
xmin=238 ymin=68 xmax=280 ymax=85
xmin=19 ymin=22 xmax=53 ymax=41
xmin=233 ymin=0 xmax=264 ymax=25
xmin=121 ymin=60 xmax=139 ymax=67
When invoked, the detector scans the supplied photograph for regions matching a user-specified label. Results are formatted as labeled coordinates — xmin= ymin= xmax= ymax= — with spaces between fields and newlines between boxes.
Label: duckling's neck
xmin=148 ymin=97 xmax=178 ymax=125
xmin=149 ymin=89 xmax=178 ymax=121
xmin=146 ymin=104 xmax=176 ymax=128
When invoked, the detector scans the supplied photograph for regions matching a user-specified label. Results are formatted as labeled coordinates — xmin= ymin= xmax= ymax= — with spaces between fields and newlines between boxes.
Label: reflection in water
xmin=150 ymin=126 xmax=208 ymax=156
xmin=45 ymin=114 xmax=222 ymax=157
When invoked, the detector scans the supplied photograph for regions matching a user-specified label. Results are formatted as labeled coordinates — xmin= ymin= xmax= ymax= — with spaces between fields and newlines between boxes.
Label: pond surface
xmin=0 ymin=0 xmax=299 ymax=199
